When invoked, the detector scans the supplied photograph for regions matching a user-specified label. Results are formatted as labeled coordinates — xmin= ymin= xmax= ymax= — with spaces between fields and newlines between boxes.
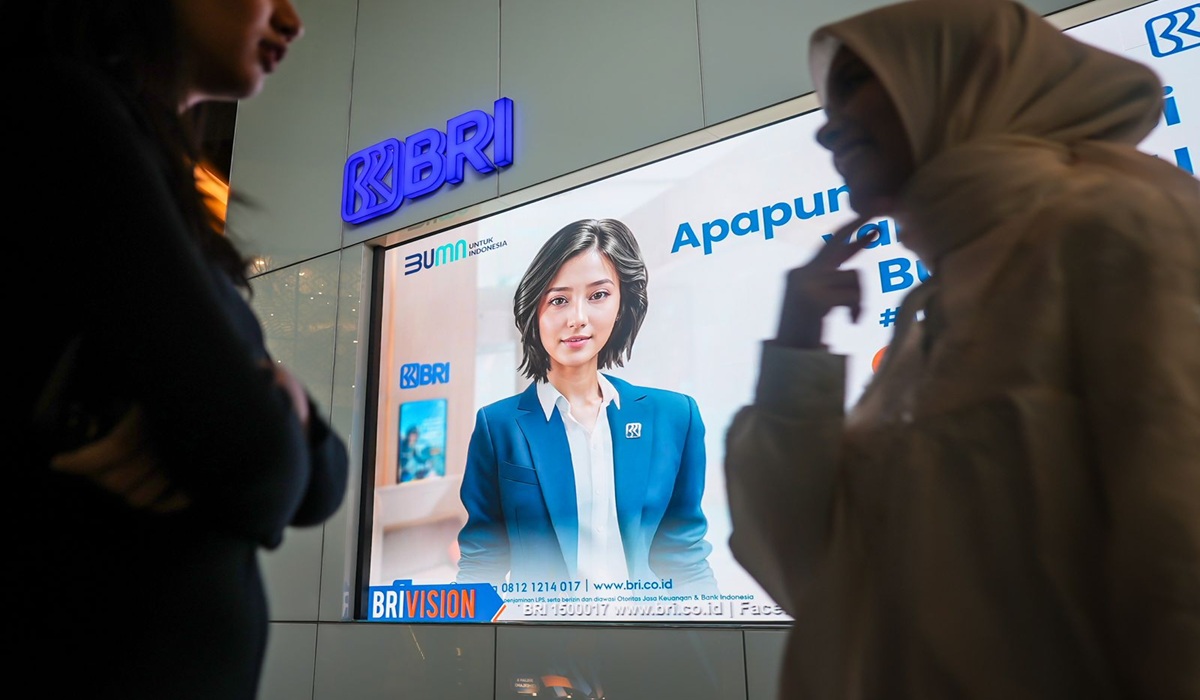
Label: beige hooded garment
xmin=724 ymin=0 xmax=1200 ymax=698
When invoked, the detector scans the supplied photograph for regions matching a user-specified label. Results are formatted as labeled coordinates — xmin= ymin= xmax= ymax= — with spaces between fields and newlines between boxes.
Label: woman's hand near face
xmin=775 ymin=215 xmax=876 ymax=349
xmin=50 ymin=405 xmax=190 ymax=514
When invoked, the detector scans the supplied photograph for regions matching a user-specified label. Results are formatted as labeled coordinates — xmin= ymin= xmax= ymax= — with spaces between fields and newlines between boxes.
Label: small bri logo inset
xmin=400 ymin=362 xmax=450 ymax=389
xmin=1145 ymin=4 xmax=1200 ymax=57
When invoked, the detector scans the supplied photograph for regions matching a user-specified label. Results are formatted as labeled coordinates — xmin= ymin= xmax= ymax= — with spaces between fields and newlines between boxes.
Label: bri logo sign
xmin=400 ymin=362 xmax=450 ymax=389
xmin=368 ymin=579 xmax=505 ymax=622
xmin=1145 ymin=4 xmax=1200 ymax=57
xmin=341 ymin=97 xmax=515 ymax=225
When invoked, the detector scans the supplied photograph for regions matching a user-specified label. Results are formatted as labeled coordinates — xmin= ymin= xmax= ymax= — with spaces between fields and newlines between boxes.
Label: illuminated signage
xmin=369 ymin=579 xmax=505 ymax=622
xmin=342 ymin=97 xmax=515 ymax=225
xmin=399 ymin=362 xmax=450 ymax=389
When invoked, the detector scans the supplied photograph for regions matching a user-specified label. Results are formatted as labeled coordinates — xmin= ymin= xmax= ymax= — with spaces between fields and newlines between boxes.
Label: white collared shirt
xmin=536 ymin=375 xmax=628 ymax=583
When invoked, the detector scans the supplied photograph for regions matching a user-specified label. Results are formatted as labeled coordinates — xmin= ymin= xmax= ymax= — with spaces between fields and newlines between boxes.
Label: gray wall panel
xmin=227 ymin=0 xmax=357 ymax=273
xmin=1024 ymin=0 xmax=1097 ymax=14
xmin=496 ymin=0 xmax=705 ymax=194
xmin=312 ymin=623 xmax=496 ymax=700
xmin=745 ymin=628 xmax=790 ymax=700
xmin=319 ymin=244 xmax=373 ymax=622
xmin=698 ymin=0 xmax=1095 ymax=127
xmin=259 ymin=622 xmax=318 ymax=700
xmin=250 ymin=253 xmax=342 ymax=413
xmin=261 ymin=528 xmax=328 ymax=622
xmin=252 ymin=252 xmax=344 ymax=620
xmin=495 ymin=625 xmax=747 ymax=700
xmin=342 ymin=0 xmax=502 ymax=247
xmin=698 ymin=0 xmax=889 ymax=126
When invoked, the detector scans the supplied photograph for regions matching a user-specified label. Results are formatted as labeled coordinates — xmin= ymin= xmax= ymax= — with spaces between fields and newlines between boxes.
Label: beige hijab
xmin=808 ymin=0 xmax=1174 ymax=266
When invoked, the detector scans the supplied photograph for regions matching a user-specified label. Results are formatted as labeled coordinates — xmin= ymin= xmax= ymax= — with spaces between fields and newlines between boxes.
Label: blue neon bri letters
xmin=342 ymin=97 xmax=515 ymax=225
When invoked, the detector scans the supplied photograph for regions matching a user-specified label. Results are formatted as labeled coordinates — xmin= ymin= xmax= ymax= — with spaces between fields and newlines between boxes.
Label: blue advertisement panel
xmin=363 ymin=0 xmax=1197 ymax=623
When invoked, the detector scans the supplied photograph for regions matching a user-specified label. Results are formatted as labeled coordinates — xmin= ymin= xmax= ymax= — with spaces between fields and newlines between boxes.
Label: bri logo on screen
xmin=1145 ymin=4 xmax=1200 ymax=57
xmin=341 ymin=98 xmax=515 ymax=225
xmin=368 ymin=579 xmax=505 ymax=623
xmin=400 ymin=362 xmax=450 ymax=389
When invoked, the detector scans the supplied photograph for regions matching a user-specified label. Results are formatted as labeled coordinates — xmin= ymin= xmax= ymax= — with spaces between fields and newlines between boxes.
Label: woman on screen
xmin=456 ymin=218 xmax=718 ymax=593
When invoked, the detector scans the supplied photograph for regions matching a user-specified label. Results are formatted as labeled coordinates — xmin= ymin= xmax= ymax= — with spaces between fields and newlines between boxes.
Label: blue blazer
xmin=456 ymin=375 xmax=717 ymax=592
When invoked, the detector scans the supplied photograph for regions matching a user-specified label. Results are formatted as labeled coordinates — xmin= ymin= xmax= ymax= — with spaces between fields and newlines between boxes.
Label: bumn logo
xmin=405 ymin=238 xmax=467 ymax=276
xmin=1145 ymin=4 xmax=1200 ymax=57
xmin=400 ymin=362 xmax=451 ymax=389
xmin=342 ymin=98 xmax=515 ymax=225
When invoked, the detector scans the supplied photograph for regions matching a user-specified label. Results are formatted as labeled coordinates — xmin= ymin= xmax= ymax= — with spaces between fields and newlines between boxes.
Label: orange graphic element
xmin=872 ymin=346 xmax=888 ymax=372
xmin=541 ymin=675 xmax=572 ymax=688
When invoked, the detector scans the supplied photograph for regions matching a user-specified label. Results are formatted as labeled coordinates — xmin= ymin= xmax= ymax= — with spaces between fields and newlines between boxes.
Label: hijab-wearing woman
xmin=724 ymin=0 xmax=1200 ymax=697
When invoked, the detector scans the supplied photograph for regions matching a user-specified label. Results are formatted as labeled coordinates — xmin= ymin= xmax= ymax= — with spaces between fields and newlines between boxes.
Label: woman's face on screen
xmin=538 ymin=247 xmax=622 ymax=375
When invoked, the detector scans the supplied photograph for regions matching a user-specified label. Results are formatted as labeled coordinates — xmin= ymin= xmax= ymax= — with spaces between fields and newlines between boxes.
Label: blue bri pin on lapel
xmin=625 ymin=422 xmax=642 ymax=439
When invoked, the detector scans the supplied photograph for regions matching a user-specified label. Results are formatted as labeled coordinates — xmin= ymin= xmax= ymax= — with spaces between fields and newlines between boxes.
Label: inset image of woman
xmin=456 ymin=218 xmax=718 ymax=594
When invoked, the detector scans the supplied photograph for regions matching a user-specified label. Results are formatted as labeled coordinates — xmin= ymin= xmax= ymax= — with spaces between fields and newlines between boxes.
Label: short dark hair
xmin=19 ymin=0 xmax=252 ymax=290
xmin=514 ymin=218 xmax=649 ymax=383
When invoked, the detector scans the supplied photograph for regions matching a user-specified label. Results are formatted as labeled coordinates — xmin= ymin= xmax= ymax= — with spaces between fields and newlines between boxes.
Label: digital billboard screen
xmin=357 ymin=0 xmax=1197 ymax=624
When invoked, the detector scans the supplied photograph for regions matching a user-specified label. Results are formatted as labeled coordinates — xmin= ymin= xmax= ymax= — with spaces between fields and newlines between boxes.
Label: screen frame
xmin=352 ymin=0 xmax=1168 ymax=624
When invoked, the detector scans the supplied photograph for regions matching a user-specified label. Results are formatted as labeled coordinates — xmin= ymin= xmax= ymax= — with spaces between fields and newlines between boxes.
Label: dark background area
xmin=199 ymin=101 xmax=238 ymax=182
